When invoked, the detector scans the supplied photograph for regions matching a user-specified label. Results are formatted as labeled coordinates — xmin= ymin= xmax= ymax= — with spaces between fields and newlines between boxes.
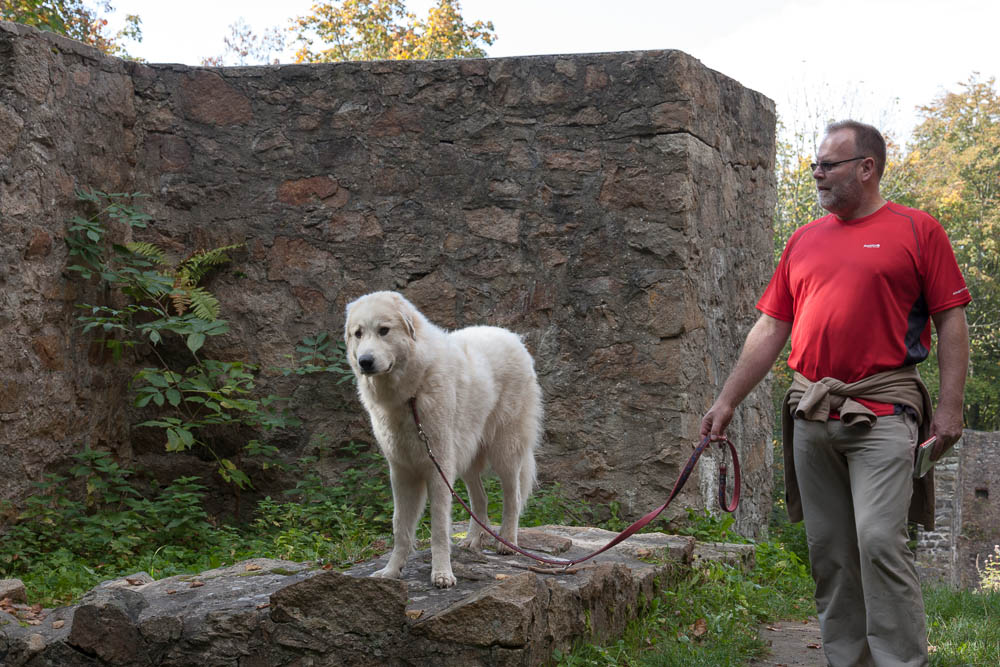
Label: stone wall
xmin=0 ymin=22 xmax=138 ymax=502
xmin=916 ymin=431 xmax=1000 ymax=590
xmin=953 ymin=431 xmax=1000 ymax=589
xmin=915 ymin=448 xmax=960 ymax=585
xmin=1 ymin=21 xmax=777 ymax=536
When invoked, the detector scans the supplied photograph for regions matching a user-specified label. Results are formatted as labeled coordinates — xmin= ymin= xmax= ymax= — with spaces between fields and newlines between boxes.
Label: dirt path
xmin=749 ymin=617 xmax=827 ymax=666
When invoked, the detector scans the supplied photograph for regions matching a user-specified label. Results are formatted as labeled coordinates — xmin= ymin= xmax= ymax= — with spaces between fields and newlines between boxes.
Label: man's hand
xmin=700 ymin=400 xmax=735 ymax=439
xmin=700 ymin=314 xmax=791 ymax=441
xmin=929 ymin=404 xmax=964 ymax=461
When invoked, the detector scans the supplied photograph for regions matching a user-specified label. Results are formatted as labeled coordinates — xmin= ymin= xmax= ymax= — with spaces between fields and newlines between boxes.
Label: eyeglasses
xmin=810 ymin=156 xmax=867 ymax=173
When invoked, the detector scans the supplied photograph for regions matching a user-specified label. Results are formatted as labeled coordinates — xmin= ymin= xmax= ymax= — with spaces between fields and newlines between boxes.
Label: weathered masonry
xmin=1 ymin=21 xmax=777 ymax=536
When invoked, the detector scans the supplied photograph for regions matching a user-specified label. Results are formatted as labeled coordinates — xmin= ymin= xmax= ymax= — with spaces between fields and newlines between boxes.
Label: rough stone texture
xmin=0 ymin=579 xmax=27 ymax=603
xmin=952 ymin=431 xmax=1000 ymax=589
xmin=915 ymin=431 xmax=1000 ymax=590
xmin=0 ymin=21 xmax=776 ymax=535
xmin=0 ymin=528 xmax=751 ymax=666
xmin=0 ymin=21 xmax=137 ymax=506
xmin=915 ymin=443 xmax=961 ymax=586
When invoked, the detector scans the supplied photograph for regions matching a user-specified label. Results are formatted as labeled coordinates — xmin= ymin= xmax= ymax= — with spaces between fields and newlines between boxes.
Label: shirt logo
xmin=863 ymin=243 xmax=881 ymax=248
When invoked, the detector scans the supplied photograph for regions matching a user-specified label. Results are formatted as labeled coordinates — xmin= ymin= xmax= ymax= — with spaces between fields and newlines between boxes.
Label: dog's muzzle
xmin=358 ymin=353 xmax=377 ymax=374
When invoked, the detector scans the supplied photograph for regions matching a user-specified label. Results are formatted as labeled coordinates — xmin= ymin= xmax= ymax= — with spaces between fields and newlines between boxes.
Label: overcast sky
xmin=110 ymin=0 xmax=998 ymax=146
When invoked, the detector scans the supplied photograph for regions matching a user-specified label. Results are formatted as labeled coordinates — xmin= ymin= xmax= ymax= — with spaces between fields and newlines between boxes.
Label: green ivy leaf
xmin=186 ymin=332 xmax=205 ymax=354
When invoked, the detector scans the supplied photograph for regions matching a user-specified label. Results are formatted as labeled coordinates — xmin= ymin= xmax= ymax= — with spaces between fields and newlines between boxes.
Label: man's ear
xmin=861 ymin=156 xmax=878 ymax=183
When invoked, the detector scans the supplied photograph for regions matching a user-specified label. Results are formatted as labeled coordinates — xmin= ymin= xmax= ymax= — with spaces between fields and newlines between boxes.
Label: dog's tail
xmin=519 ymin=450 xmax=538 ymax=514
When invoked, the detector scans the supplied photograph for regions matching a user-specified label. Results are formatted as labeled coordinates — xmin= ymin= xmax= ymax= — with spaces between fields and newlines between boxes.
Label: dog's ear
xmin=344 ymin=301 xmax=354 ymax=341
xmin=400 ymin=305 xmax=417 ymax=340
xmin=393 ymin=293 xmax=417 ymax=340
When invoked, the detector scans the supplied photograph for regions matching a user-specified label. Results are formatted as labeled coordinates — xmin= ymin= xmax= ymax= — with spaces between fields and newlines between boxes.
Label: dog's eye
xmin=378 ymin=326 xmax=390 ymax=336
xmin=354 ymin=328 xmax=362 ymax=338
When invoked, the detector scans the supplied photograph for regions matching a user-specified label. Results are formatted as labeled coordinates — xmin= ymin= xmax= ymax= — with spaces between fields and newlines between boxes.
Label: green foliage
xmin=65 ymin=190 xmax=297 ymax=489
xmin=0 ymin=447 xmax=220 ymax=605
xmin=1 ymin=0 xmax=142 ymax=58
xmin=924 ymin=583 xmax=1000 ymax=666
xmin=553 ymin=540 xmax=814 ymax=666
xmin=277 ymin=332 xmax=354 ymax=384
xmin=979 ymin=545 xmax=1000 ymax=593
xmin=293 ymin=0 xmax=495 ymax=63
xmin=903 ymin=75 xmax=1000 ymax=430
xmin=673 ymin=508 xmax=745 ymax=544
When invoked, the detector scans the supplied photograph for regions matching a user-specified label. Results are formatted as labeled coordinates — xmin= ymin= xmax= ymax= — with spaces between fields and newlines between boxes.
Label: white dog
xmin=344 ymin=291 xmax=542 ymax=588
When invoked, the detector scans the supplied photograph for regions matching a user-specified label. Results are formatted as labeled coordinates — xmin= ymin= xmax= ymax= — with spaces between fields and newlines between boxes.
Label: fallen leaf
xmin=245 ymin=564 xmax=262 ymax=572
xmin=26 ymin=619 xmax=41 ymax=626
xmin=189 ymin=581 xmax=205 ymax=588
xmin=256 ymin=602 xmax=269 ymax=610
xmin=166 ymin=589 xmax=177 ymax=595
xmin=927 ymin=645 xmax=938 ymax=654
xmin=405 ymin=609 xmax=424 ymax=620
xmin=494 ymin=573 xmax=509 ymax=580
xmin=691 ymin=618 xmax=708 ymax=637
xmin=807 ymin=643 xmax=822 ymax=649
xmin=767 ymin=625 xmax=781 ymax=631
xmin=52 ymin=620 xmax=65 ymax=629
xmin=126 ymin=577 xmax=145 ymax=586
xmin=321 ymin=563 xmax=334 ymax=570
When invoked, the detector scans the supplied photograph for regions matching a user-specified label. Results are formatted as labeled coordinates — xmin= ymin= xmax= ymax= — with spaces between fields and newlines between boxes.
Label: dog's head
xmin=344 ymin=291 xmax=418 ymax=378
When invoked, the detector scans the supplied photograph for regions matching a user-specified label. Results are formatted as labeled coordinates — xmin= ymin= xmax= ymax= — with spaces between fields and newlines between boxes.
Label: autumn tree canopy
xmin=1 ymin=0 xmax=141 ymax=57
xmin=291 ymin=0 xmax=495 ymax=63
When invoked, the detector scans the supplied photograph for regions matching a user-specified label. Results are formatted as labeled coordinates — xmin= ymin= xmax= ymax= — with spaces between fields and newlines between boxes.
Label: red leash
xmin=408 ymin=398 xmax=741 ymax=570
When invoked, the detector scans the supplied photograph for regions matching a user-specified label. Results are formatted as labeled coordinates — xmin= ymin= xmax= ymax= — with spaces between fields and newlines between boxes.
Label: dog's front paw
xmin=371 ymin=565 xmax=402 ymax=579
xmin=431 ymin=569 xmax=457 ymax=588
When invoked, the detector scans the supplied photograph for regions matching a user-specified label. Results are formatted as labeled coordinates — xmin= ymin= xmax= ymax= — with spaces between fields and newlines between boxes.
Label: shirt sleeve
xmin=757 ymin=236 xmax=795 ymax=322
xmin=920 ymin=215 xmax=972 ymax=313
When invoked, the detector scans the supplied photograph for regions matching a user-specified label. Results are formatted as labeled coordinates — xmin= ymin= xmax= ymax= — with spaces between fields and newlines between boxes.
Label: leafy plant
xmin=66 ymin=189 xmax=297 ymax=489
xmin=277 ymin=332 xmax=354 ymax=383
xmin=979 ymin=544 xmax=1000 ymax=593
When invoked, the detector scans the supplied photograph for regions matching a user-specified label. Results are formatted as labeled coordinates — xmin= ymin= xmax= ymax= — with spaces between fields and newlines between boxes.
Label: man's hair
xmin=825 ymin=120 xmax=887 ymax=179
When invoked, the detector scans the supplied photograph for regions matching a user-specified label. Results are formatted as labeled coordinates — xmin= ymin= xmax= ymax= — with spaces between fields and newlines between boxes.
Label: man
xmin=701 ymin=120 xmax=970 ymax=667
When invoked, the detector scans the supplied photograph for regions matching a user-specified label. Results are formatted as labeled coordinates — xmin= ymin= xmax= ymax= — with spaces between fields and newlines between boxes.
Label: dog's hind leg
xmin=493 ymin=424 xmax=538 ymax=555
xmin=372 ymin=466 xmax=425 ymax=580
xmin=458 ymin=460 xmax=489 ymax=552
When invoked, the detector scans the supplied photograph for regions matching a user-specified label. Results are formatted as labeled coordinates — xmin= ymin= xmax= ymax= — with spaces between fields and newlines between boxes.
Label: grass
xmin=925 ymin=585 xmax=1000 ymax=666
xmin=1 ymin=443 xmax=998 ymax=667
xmin=553 ymin=536 xmax=815 ymax=666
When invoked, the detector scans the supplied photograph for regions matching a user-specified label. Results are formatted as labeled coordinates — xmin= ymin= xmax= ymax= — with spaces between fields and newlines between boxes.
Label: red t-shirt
xmin=758 ymin=202 xmax=971 ymax=415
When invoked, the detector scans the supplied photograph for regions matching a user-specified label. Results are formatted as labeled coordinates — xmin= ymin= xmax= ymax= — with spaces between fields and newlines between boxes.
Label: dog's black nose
xmin=358 ymin=354 xmax=375 ymax=372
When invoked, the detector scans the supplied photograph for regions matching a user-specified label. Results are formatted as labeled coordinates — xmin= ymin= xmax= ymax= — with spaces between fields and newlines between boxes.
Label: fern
xmin=180 ymin=244 xmax=242 ymax=285
xmin=125 ymin=242 xmax=167 ymax=264
xmin=188 ymin=287 xmax=221 ymax=321
xmin=169 ymin=290 xmax=191 ymax=317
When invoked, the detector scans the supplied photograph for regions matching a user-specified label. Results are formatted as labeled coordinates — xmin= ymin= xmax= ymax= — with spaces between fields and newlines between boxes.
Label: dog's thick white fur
xmin=344 ymin=291 xmax=542 ymax=588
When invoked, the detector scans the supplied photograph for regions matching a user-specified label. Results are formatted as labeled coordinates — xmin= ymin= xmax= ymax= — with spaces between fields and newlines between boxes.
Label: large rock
xmin=0 ymin=527 xmax=752 ymax=666
xmin=0 ymin=20 xmax=775 ymax=535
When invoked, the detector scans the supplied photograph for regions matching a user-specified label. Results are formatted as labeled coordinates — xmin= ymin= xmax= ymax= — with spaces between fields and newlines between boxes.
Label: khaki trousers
xmin=792 ymin=414 xmax=928 ymax=667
